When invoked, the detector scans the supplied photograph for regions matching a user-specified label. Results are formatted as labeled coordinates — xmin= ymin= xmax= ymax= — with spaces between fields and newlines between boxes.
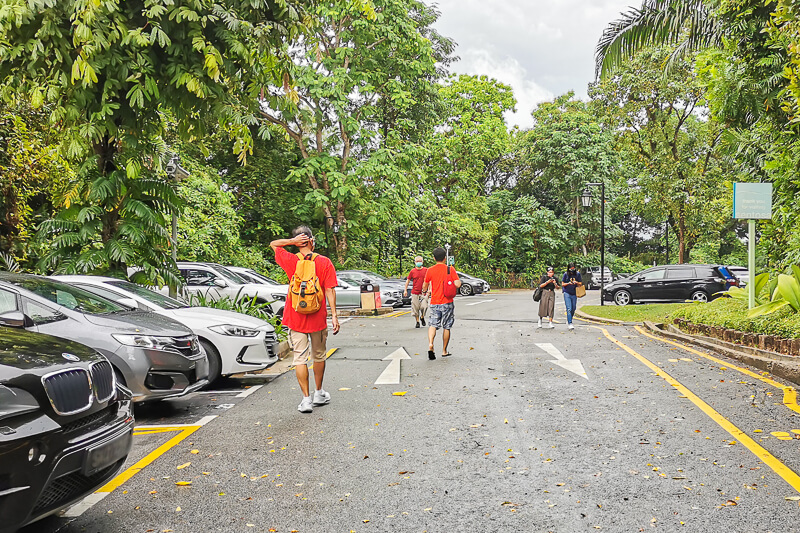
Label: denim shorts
xmin=429 ymin=303 xmax=455 ymax=330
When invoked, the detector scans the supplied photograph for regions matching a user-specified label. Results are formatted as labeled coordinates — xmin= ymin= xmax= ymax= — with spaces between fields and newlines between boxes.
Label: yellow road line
xmin=97 ymin=425 xmax=201 ymax=494
xmin=132 ymin=427 xmax=188 ymax=436
xmin=593 ymin=326 xmax=800 ymax=494
xmin=634 ymin=325 xmax=800 ymax=416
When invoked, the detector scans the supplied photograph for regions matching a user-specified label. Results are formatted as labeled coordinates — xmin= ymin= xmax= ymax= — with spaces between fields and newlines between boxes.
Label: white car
xmin=175 ymin=262 xmax=286 ymax=317
xmin=227 ymin=266 xmax=290 ymax=300
xmin=52 ymin=275 xmax=280 ymax=384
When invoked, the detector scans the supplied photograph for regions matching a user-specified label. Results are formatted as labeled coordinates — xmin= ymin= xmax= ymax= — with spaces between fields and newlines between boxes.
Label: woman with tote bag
xmin=537 ymin=266 xmax=560 ymax=328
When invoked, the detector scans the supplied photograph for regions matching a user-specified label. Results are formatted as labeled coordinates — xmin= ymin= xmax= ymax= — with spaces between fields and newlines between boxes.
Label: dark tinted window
xmin=667 ymin=268 xmax=695 ymax=279
xmin=641 ymin=269 xmax=665 ymax=280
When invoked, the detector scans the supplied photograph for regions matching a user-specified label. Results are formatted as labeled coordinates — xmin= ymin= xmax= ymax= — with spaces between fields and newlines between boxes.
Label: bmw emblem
xmin=61 ymin=353 xmax=80 ymax=362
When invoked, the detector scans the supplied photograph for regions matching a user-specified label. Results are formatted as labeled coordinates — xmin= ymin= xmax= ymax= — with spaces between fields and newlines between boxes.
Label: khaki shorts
xmin=288 ymin=329 xmax=329 ymax=366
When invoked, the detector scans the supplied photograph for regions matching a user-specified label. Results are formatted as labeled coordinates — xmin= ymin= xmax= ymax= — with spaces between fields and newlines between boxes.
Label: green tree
xmin=0 ymin=0 xmax=306 ymax=276
xmin=256 ymin=0 xmax=444 ymax=261
xmin=590 ymin=48 xmax=727 ymax=263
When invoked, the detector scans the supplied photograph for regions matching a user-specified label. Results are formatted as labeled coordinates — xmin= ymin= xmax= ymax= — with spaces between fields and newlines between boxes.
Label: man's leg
xmin=289 ymin=330 xmax=313 ymax=412
xmin=428 ymin=326 xmax=436 ymax=350
xmin=442 ymin=328 xmax=451 ymax=354
xmin=296 ymin=363 xmax=311 ymax=397
xmin=310 ymin=329 xmax=331 ymax=405
xmin=420 ymin=297 xmax=428 ymax=326
xmin=412 ymin=295 xmax=421 ymax=325
xmin=563 ymin=294 xmax=573 ymax=323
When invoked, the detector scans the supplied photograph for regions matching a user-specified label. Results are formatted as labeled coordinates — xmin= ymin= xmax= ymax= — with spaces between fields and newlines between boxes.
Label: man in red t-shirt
xmin=403 ymin=255 xmax=429 ymax=329
xmin=422 ymin=247 xmax=461 ymax=360
xmin=270 ymin=226 xmax=339 ymax=414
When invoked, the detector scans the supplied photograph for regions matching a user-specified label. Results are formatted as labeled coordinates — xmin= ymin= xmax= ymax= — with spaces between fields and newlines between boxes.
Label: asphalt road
xmin=28 ymin=290 xmax=800 ymax=533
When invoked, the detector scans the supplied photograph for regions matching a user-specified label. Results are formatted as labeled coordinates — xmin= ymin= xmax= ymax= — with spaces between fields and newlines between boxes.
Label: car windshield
xmin=212 ymin=265 xmax=250 ymax=284
xmin=13 ymin=277 xmax=127 ymax=315
xmin=360 ymin=271 xmax=388 ymax=281
xmin=244 ymin=270 xmax=281 ymax=285
xmin=106 ymin=281 xmax=186 ymax=310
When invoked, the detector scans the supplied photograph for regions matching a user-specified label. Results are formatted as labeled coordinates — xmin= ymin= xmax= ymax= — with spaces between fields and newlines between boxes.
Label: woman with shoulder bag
xmin=537 ymin=266 xmax=560 ymax=329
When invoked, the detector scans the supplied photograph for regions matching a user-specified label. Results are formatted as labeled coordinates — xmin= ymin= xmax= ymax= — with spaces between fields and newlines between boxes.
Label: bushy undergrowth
xmin=671 ymin=298 xmax=800 ymax=339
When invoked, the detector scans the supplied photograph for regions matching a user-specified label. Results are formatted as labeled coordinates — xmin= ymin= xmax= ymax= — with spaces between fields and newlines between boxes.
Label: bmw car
xmin=0 ymin=327 xmax=134 ymax=532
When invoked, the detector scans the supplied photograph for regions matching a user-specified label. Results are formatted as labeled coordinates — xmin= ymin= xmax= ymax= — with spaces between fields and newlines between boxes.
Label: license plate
xmin=83 ymin=430 xmax=132 ymax=475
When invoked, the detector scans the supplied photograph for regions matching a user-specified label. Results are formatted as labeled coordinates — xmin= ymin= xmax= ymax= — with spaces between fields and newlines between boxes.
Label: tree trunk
xmin=677 ymin=210 xmax=687 ymax=264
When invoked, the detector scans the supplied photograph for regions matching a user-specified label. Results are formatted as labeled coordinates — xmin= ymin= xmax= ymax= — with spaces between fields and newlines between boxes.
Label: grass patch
xmin=581 ymin=303 xmax=690 ymax=323
xmin=671 ymin=297 xmax=800 ymax=339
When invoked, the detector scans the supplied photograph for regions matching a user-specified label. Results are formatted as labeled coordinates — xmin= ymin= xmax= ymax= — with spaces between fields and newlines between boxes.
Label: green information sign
xmin=733 ymin=182 xmax=772 ymax=220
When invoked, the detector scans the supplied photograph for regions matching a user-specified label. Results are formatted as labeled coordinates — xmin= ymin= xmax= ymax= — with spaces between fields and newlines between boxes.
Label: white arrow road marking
xmin=375 ymin=347 xmax=411 ymax=385
xmin=535 ymin=342 xmax=589 ymax=380
xmin=466 ymin=299 xmax=496 ymax=306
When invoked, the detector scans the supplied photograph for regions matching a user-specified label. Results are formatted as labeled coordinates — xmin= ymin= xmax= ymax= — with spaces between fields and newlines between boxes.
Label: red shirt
xmin=406 ymin=267 xmax=428 ymax=295
xmin=274 ymin=247 xmax=337 ymax=333
xmin=424 ymin=263 xmax=460 ymax=305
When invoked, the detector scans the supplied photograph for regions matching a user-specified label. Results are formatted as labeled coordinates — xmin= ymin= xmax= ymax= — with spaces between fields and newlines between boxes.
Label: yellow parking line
xmin=97 ymin=425 xmax=201 ymax=494
xmin=634 ymin=325 xmax=800 ymax=416
xmin=594 ymin=326 xmax=800 ymax=494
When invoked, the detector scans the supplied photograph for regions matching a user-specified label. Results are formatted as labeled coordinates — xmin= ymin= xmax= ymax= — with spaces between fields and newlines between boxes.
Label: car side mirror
xmin=0 ymin=311 xmax=34 ymax=328
xmin=117 ymin=298 xmax=139 ymax=310
xmin=213 ymin=278 xmax=228 ymax=288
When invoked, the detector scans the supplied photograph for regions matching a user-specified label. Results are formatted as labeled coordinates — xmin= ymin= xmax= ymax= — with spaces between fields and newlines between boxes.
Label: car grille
xmin=32 ymin=462 xmax=121 ymax=513
xmin=42 ymin=369 xmax=93 ymax=416
xmin=172 ymin=335 xmax=201 ymax=358
xmin=90 ymin=361 xmax=115 ymax=403
xmin=61 ymin=406 xmax=115 ymax=436
xmin=264 ymin=332 xmax=277 ymax=357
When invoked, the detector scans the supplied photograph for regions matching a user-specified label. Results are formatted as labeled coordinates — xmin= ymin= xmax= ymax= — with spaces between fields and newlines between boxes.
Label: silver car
xmin=0 ymin=273 xmax=208 ymax=402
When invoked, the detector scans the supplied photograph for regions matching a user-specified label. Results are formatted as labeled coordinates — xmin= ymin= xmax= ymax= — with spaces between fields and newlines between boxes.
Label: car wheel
xmin=614 ymin=290 xmax=631 ymax=306
xmin=690 ymin=290 xmax=709 ymax=303
xmin=200 ymin=339 xmax=222 ymax=386
xmin=459 ymin=284 xmax=473 ymax=296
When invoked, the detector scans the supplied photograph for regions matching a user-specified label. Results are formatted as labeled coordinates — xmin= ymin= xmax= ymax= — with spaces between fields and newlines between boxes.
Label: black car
xmin=0 ymin=328 xmax=134 ymax=532
xmin=454 ymin=273 xmax=487 ymax=296
xmin=602 ymin=264 xmax=731 ymax=306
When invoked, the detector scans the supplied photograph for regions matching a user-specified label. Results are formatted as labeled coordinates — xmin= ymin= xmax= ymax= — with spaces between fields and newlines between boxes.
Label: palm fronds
xmin=596 ymin=0 xmax=722 ymax=80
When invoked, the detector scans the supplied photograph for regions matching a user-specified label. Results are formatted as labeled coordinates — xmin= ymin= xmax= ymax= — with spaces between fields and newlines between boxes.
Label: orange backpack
xmin=289 ymin=253 xmax=324 ymax=314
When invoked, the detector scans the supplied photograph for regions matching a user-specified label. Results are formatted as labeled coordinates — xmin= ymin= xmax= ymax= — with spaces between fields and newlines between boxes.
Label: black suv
xmin=602 ymin=264 xmax=731 ymax=306
xmin=0 ymin=328 xmax=134 ymax=532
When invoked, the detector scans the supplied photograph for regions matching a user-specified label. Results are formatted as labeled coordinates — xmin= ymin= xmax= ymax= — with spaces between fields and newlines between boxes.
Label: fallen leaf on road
xmin=190 ymin=450 xmax=199 ymax=454
xmin=504 ymin=418 xmax=509 ymax=424
xmin=785 ymin=496 xmax=800 ymax=501
xmin=339 ymin=387 xmax=351 ymax=391
xmin=723 ymin=500 xmax=738 ymax=506
xmin=175 ymin=507 xmax=181 ymax=512
xmin=174 ymin=481 xmax=191 ymax=486
xmin=176 ymin=462 xmax=191 ymax=470
xmin=392 ymin=391 xmax=407 ymax=396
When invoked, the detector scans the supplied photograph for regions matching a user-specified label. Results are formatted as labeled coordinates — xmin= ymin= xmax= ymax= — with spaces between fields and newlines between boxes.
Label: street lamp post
xmin=165 ymin=155 xmax=189 ymax=298
xmin=581 ymin=182 xmax=606 ymax=306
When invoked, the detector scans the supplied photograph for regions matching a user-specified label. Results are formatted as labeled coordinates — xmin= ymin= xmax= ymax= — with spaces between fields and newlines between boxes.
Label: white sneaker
xmin=568 ymin=324 xmax=575 ymax=330
xmin=546 ymin=322 xmax=554 ymax=329
xmin=537 ymin=318 xmax=542 ymax=328
xmin=312 ymin=389 xmax=331 ymax=406
xmin=298 ymin=396 xmax=313 ymax=413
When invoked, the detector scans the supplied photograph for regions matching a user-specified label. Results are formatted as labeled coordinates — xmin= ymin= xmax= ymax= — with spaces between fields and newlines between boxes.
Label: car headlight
xmin=113 ymin=334 xmax=181 ymax=350
xmin=0 ymin=385 xmax=39 ymax=422
xmin=208 ymin=325 xmax=261 ymax=337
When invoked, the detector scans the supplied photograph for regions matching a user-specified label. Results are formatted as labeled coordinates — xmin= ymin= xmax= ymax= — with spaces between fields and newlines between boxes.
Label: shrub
xmin=188 ymin=289 xmax=286 ymax=341
xmin=671 ymin=298 xmax=800 ymax=339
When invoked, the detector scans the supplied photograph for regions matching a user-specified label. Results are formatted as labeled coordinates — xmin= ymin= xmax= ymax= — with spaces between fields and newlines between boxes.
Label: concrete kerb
xmin=574 ymin=309 xmax=636 ymax=326
xmin=642 ymin=321 xmax=800 ymax=387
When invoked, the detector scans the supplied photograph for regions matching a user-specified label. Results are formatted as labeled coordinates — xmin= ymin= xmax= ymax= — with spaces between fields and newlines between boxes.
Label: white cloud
xmin=456 ymin=49 xmax=553 ymax=129
xmin=432 ymin=0 xmax=636 ymax=128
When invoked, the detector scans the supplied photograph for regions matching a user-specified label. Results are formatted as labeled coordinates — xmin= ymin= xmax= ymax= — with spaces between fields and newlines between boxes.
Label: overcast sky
xmin=432 ymin=0 xmax=636 ymax=129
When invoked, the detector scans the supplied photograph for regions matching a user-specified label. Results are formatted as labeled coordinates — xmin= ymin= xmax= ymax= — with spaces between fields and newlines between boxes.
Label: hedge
xmin=670 ymin=297 xmax=800 ymax=340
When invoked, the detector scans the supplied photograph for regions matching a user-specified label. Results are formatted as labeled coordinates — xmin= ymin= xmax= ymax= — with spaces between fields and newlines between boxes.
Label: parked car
xmin=602 ymin=264 xmax=730 ymax=306
xmin=0 ymin=273 xmax=208 ymax=402
xmin=581 ymin=266 xmax=614 ymax=290
xmin=173 ymin=262 xmax=286 ymax=317
xmin=726 ymin=266 xmax=748 ymax=286
xmin=337 ymin=270 xmax=405 ymax=308
xmin=226 ymin=266 xmax=287 ymax=290
xmin=0 ymin=327 xmax=134 ymax=531
xmin=53 ymin=276 xmax=279 ymax=384
xmin=453 ymin=273 xmax=486 ymax=296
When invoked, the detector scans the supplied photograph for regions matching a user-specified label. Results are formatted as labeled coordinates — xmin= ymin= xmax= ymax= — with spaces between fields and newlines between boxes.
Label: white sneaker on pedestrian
xmin=312 ymin=389 xmax=331 ymax=406
xmin=537 ymin=318 xmax=542 ymax=328
xmin=298 ymin=396 xmax=313 ymax=413
xmin=568 ymin=324 xmax=575 ymax=330
xmin=546 ymin=322 xmax=554 ymax=329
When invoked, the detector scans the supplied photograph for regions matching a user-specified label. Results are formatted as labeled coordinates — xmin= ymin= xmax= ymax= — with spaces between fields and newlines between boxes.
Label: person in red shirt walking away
xmin=422 ymin=247 xmax=461 ymax=360
xmin=403 ymin=255 xmax=429 ymax=329
xmin=270 ymin=226 xmax=340 ymax=413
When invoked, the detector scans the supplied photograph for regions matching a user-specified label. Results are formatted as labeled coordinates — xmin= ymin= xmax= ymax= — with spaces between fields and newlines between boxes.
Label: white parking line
xmin=135 ymin=415 xmax=217 ymax=429
xmin=235 ymin=384 xmax=263 ymax=398
xmin=196 ymin=390 xmax=240 ymax=394
xmin=466 ymin=299 xmax=496 ymax=306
